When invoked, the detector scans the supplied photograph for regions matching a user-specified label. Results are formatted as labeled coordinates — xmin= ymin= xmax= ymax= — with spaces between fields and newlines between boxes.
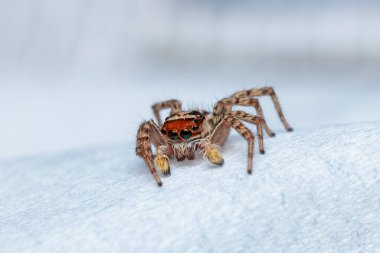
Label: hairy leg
xmin=136 ymin=120 xmax=168 ymax=186
xmin=203 ymin=111 xmax=264 ymax=174
xmin=151 ymin=99 xmax=182 ymax=126
xmin=209 ymin=111 xmax=264 ymax=154
xmin=228 ymin=111 xmax=265 ymax=153
xmin=213 ymin=97 xmax=275 ymax=137
xmin=229 ymin=87 xmax=293 ymax=132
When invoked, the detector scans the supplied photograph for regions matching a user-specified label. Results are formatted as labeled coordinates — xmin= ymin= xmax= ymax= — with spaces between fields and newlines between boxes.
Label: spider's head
xmin=160 ymin=111 xmax=205 ymax=143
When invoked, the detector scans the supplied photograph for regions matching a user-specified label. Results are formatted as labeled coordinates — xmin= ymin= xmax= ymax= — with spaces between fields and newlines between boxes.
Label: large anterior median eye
xmin=180 ymin=129 xmax=192 ymax=139
xmin=168 ymin=130 xmax=179 ymax=140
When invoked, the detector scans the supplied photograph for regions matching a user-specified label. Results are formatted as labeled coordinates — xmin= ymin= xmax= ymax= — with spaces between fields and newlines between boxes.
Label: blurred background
xmin=1 ymin=0 xmax=379 ymax=160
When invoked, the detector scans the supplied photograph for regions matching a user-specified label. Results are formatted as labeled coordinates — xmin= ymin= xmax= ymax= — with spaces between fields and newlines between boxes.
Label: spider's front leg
xmin=136 ymin=120 xmax=171 ymax=186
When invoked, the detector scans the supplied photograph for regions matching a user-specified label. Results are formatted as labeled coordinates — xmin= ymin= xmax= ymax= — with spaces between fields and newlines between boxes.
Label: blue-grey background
xmin=1 ymin=0 xmax=380 ymax=159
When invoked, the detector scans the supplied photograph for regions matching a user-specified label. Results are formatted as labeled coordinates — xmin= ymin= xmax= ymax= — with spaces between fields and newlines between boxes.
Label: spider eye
xmin=168 ymin=130 xmax=179 ymax=140
xmin=180 ymin=129 xmax=192 ymax=139
xmin=161 ymin=129 xmax=167 ymax=135
xmin=192 ymin=125 xmax=199 ymax=131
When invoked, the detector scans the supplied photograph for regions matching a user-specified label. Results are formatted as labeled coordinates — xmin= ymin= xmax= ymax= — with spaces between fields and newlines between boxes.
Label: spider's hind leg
xmin=213 ymin=97 xmax=275 ymax=137
xmin=151 ymin=99 xmax=182 ymax=126
xmin=230 ymin=86 xmax=293 ymax=132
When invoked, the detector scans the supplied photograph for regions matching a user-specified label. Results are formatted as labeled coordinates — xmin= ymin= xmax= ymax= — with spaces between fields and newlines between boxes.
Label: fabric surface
xmin=0 ymin=121 xmax=379 ymax=252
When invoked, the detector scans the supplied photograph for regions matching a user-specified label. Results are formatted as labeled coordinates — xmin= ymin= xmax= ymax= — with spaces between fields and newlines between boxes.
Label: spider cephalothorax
xmin=160 ymin=111 xmax=205 ymax=142
xmin=136 ymin=87 xmax=293 ymax=186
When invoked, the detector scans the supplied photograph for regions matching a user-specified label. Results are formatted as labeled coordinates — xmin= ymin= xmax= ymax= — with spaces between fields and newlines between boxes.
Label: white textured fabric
xmin=0 ymin=122 xmax=379 ymax=253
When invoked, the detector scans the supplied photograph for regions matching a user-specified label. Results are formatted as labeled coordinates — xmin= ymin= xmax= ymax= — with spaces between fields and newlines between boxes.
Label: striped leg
xmin=206 ymin=111 xmax=265 ymax=174
xmin=136 ymin=120 xmax=168 ymax=186
xmin=151 ymin=99 xmax=182 ymax=126
xmin=228 ymin=111 xmax=265 ymax=154
xmin=229 ymin=87 xmax=293 ymax=132
xmin=213 ymin=97 xmax=275 ymax=137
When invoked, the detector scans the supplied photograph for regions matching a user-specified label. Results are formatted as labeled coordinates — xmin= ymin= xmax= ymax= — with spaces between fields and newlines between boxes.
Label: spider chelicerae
xmin=136 ymin=87 xmax=293 ymax=186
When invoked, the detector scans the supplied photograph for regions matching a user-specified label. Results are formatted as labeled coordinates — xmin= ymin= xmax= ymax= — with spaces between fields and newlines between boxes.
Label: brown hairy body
xmin=136 ymin=87 xmax=293 ymax=186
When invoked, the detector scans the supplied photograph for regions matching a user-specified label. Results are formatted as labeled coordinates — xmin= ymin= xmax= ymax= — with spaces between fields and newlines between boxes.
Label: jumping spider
xmin=136 ymin=87 xmax=293 ymax=186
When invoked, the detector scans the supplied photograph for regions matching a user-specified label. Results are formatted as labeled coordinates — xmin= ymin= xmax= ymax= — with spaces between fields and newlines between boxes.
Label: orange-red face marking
xmin=161 ymin=112 xmax=204 ymax=141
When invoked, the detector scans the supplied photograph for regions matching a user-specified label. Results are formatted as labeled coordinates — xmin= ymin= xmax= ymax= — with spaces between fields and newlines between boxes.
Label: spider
xmin=136 ymin=87 xmax=293 ymax=186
